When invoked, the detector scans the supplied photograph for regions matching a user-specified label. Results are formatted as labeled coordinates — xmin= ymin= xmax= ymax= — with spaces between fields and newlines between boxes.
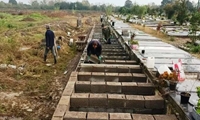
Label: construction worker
xmin=87 ymin=40 xmax=102 ymax=63
xmin=44 ymin=25 xmax=57 ymax=64
xmin=102 ymin=24 xmax=111 ymax=44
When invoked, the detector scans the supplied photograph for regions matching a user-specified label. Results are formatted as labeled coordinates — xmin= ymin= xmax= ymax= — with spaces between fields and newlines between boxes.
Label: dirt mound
xmin=45 ymin=11 xmax=67 ymax=18
xmin=85 ymin=17 xmax=93 ymax=25
xmin=21 ymin=17 xmax=35 ymax=21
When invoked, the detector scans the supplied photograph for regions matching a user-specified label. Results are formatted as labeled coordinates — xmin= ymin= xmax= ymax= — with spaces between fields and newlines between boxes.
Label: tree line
xmin=118 ymin=0 xmax=199 ymax=25
xmin=1 ymin=0 xmax=110 ymax=11
xmin=4 ymin=0 xmax=200 ymax=26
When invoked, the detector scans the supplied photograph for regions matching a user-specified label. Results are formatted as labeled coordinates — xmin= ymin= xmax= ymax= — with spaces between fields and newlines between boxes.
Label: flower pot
xmin=131 ymin=45 xmax=138 ymax=50
xmin=191 ymin=107 xmax=200 ymax=120
xmin=180 ymin=92 xmax=191 ymax=104
xmin=169 ymin=81 xmax=177 ymax=90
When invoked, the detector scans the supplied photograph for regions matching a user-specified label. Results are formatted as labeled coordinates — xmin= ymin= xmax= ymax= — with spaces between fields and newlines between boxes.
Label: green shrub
xmin=126 ymin=15 xmax=131 ymax=22
xmin=197 ymin=87 xmax=200 ymax=98
xmin=27 ymin=13 xmax=48 ymax=21
xmin=190 ymin=45 xmax=200 ymax=53
xmin=130 ymin=40 xmax=138 ymax=45
xmin=197 ymin=99 xmax=200 ymax=114
xmin=169 ymin=37 xmax=175 ymax=41
xmin=7 ymin=24 xmax=14 ymax=28
xmin=27 ymin=23 xmax=34 ymax=27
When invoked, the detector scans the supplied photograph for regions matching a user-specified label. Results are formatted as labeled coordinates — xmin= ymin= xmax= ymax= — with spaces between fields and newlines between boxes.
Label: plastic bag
xmin=172 ymin=59 xmax=185 ymax=81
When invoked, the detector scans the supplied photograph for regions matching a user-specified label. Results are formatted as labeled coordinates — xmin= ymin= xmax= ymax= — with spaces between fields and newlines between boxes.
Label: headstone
xmin=69 ymin=38 xmax=73 ymax=46
xmin=67 ymin=32 xmax=71 ymax=36
xmin=77 ymin=18 xmax=82 ymax=28
xmin=77 ymin=13 xmax=82 ymax=28
xmin=158 ymin=65 xmax=171 ymax=75
xmin=122 ymin=30 xmax=129 ymax=36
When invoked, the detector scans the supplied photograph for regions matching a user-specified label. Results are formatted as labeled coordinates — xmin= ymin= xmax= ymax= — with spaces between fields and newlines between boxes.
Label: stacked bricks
xmin=74 ymin=81 xmax=155 ymax=95
xmin=52 ymin=24 xmax=178 ymax=120
xmin=52 ymin=72 xmax=77 ymax=120
xmin=77 ymin=72 xmax=147 ymax=82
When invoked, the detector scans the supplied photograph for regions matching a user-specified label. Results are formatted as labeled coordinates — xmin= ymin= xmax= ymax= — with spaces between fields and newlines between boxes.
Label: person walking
xmin=87 ymin=40 xmax=102 ymax=63
xmin=44 ymin=25 xmax=57 ymax=64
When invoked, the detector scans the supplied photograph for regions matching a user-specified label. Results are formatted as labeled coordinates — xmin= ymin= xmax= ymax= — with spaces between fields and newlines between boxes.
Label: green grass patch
xmin=190 ymin=45 xmax=200 ymax=53
xmin=28 ymin=13 xmax=48 ymax=20
xmin=0 ymin=12 xmax=51 ymax=30
xmin=33 ymin=34 xmax=43 ymax=39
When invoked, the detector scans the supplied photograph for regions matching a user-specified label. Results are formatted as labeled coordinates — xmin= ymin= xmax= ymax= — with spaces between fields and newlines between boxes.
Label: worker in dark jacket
xmin=87 ymin=40 xmax=102 ymax=61
xmin=44 ymin=25 xmax=57 ymax=64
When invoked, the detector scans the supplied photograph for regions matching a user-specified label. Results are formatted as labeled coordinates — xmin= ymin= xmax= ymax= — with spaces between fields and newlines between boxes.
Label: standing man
xmin=102 ymin=24 xmax=112 ymax=44
xmin=44 ymin=25 xmax=57 ymax=64
xmin=87 ymin=40 xmax=102 ymax=63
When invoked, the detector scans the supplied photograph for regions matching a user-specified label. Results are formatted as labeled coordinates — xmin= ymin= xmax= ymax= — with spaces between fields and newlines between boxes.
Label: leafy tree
xmin=0 ymin=1 xmax=7 ymax=8
xmin=186 ymin=0 xmax=195 ymax=12
xmin=138 ymin=6 xmax=147 ymax=18
xmin=163 ymin=3 xmax=175 ymax=19
xmin=176 ymin=0 xmax=188 ymax=25
xmin=104 ymin=5 xmax=113 ymax=15
xmin=9 ymin=0 xmax=17 ymax=5
xmin=147 ymin=7 xmax=161 ymax=16
xmin=189 ymin=12 xmax=200 ymax=44
xmin=119 ymin=7 xmax=129 ymax=15
xmin=54 ymin=2 xmax=60 ymax=10
xmin=82 ymin=0 xmax=90 ymax=6
xmin=130 ymin=4 xmax=147 ymax=18
xmin=91 ymin=5 xmax=99 ymax=11
xmin=48 ymin=0 xmax=55 ymax=6
xmin=31 ymin=0 xmax=40 ymax=8
xmin=124 ymin=0 xmax=133 ymax=8
xmin=161 ymin=0 xmax=172 ymax=7
xmin=40 ymin=0 xmax=47 ymax=5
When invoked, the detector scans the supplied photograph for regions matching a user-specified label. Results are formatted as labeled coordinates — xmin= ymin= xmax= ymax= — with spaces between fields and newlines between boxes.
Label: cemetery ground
xmin=130 ymin=24 xmax=200 ymax=58
xmin=0 ymin=10 xmax=100 ymax=119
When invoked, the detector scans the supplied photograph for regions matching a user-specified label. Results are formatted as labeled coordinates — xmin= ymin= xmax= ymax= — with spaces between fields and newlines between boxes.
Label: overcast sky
xmin=0 ymin=0 xmax=198 ymax=6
